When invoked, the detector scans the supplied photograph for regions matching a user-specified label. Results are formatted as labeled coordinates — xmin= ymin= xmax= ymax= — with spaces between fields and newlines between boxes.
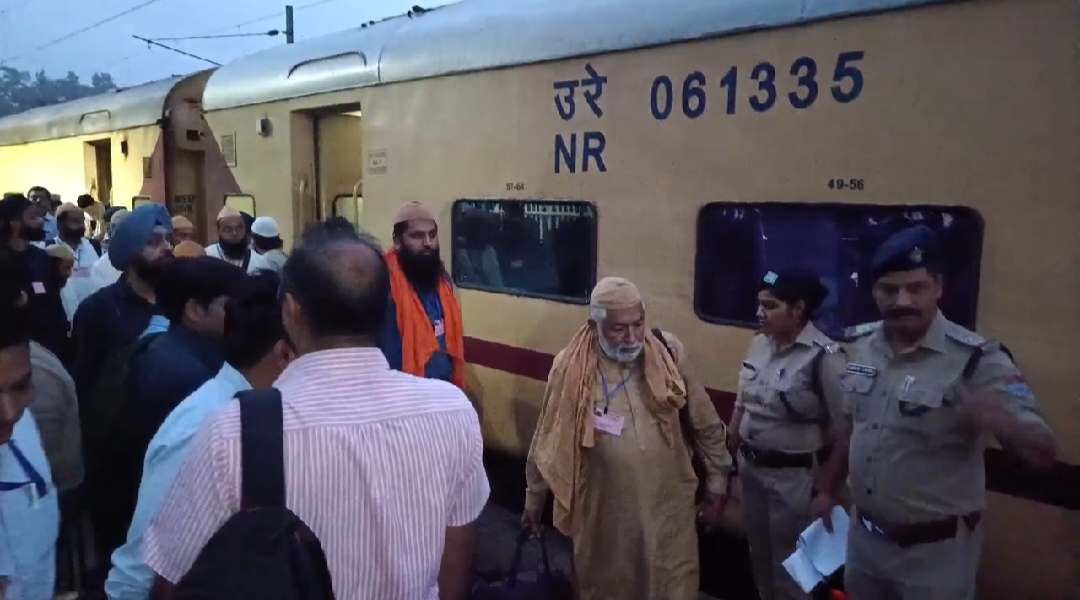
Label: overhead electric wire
xmin=149 ymin=30 xmax=280 ymax=41
xmin=132 ymin=35 xmax=221 ymax=66
xmin=201 ymin=0 xmax=347 ymax=36
xmin=90 ymin=0 xmax=351 ymax=79
xmin=0 ymin=0 xmax=167 ymax=64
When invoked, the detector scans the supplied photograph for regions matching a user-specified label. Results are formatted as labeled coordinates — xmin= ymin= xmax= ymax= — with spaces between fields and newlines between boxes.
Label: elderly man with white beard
xmin=522 ymin=276 xmax=734 ymax=600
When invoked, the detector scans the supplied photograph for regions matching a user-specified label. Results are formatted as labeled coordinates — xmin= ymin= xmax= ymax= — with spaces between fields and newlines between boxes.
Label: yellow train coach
xmin=0 ymin=70 xmax=236 ymax=243
xmin=196 ymin=0 xmax=1078 ymax=596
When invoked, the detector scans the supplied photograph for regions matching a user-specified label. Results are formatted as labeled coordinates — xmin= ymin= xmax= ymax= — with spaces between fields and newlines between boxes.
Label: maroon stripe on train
xmin=463 ymin=335 xmax=1080 ymax=512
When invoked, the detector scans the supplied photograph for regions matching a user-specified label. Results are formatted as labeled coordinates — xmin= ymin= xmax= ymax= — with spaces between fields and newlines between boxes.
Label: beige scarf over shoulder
xmin=530 ymin=277 xmax=687 ymax=534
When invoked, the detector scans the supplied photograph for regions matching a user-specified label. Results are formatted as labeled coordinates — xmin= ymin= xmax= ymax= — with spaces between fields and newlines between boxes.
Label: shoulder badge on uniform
xmin=997 ymin=374 xmax=1034 ymax=400
xmin=812 ymin=339 xmax=841 ymax=354
xmin=844 ymin=321 xmax=882 ymax=339
xmin=942 ymin=320 xmax=985 ymax=348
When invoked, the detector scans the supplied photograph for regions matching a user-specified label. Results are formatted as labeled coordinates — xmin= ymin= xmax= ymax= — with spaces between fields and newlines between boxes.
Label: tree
xmin=0 ymin=67 xmax=117 ymax=118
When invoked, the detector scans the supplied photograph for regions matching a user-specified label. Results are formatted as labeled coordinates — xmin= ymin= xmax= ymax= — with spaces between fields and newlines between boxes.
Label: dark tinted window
xmin=694 ymin=203 xmax=984 ymax=339
xmin=450 ymin=199 xmax=597 ymax=303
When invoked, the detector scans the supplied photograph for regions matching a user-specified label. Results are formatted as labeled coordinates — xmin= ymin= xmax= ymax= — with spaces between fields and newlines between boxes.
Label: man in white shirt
xmin=250 ymin=216 xmax=287 ymax=273
xmin=47 ymin=204 xmax=101 ymax=320
xmin=89 ymin=208 xmax=130 ymax=294
xmin=204 ymin=207 xmax=271 ymax=274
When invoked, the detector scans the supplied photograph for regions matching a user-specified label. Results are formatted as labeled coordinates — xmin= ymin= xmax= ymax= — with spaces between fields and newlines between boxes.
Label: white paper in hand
xmin=782 ymin=506 xmax=850 ymax=593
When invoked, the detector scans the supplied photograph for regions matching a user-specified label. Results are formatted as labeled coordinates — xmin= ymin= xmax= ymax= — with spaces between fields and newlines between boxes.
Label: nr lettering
xmin=552 ymin=63 xmax=610 ymax=175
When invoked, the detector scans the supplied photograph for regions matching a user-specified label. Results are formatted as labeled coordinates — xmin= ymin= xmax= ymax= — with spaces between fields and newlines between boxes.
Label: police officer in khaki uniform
xmin=728 ymin=270 xmax=846 ymax=600
xmin=810 ymin=225 xmax=1058 ymax=600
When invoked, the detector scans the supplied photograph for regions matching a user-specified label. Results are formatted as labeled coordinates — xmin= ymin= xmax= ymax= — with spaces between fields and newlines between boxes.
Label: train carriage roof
xmin=0 ymin=75 xmax=197 ymax=146
xmin=203 ymin=0 xmax=961 ymax=112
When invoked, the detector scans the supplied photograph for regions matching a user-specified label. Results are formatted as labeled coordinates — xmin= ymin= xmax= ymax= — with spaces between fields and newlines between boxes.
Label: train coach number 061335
xmin=649 ymin=50 xmax=866 ymax=120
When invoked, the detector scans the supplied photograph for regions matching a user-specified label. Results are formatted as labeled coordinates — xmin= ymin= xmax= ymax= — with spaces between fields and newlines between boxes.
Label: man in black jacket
xmin=0 ymin=194 xmax=71 ymax=367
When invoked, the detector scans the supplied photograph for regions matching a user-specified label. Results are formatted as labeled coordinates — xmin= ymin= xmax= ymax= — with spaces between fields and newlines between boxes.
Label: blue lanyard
xmin=0 ymin=440 xmax=48 ymax=498
xmin=599 ymin=370 xmax=632 ymax=414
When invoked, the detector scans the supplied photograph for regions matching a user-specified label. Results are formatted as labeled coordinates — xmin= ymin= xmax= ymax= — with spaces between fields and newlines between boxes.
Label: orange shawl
xmin=385 ymin=249 xmax=467 ymax=390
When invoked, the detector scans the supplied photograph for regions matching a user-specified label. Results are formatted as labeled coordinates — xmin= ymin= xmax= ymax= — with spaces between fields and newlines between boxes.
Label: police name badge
xmin=594 ymin=411 xmax=625 ymax=436
xmin=846 ymin=363 xmax=877 ymax=378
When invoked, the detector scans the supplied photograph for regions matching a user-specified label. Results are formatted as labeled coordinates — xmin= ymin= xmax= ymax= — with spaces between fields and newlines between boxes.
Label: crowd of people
xmin=0 ymin=187 xmax=1061 ymax=600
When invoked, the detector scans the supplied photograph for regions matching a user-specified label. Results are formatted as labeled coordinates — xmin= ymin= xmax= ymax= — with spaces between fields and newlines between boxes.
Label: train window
xmin=450 ymin=199 xmax=597 ymax=303
xmin=333 ymin=194 xmax=362 ymax=225
xmin=694 ymin=203 xmax=984 ymax=339
xmin=225 ymin=194 xmax=255 ymax=217
xmin=131 ymin=196 xmax=154 ymax=209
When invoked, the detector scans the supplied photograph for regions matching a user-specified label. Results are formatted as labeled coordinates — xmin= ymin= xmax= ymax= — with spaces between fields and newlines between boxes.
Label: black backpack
xmin=79 ymin=331 xmax=169 ymax=558
xmin=81 ymin=332 xmax=167 ymax=471
xmin=172 ymin=388 xmax=335 ymax=600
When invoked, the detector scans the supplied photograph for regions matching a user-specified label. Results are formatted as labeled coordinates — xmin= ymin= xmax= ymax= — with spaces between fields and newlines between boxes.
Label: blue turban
xmin=109 ymin=204 xmax=172 ymax=271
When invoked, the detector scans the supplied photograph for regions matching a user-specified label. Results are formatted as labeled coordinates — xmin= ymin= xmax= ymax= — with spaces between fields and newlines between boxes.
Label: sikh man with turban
xmin=204 ymin=206 xmax=271 ymax=273
xmin=378 ymin=201 xmax=468 ymax=390
xmin=523 ymin=277 xmax=734 ymax=600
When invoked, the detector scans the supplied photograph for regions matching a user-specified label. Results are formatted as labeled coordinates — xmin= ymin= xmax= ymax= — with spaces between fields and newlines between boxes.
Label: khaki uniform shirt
xmin=736 ymin=322 xmax=846 ymax=454
xmin=842 ymin=312 xmax=1049 ymax=524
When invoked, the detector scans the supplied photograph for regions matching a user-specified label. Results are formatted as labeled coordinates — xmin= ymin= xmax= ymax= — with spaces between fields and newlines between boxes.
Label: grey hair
xmin=589 ymin=306 xmax=607 ymax=324
xmin=589 ymin=299 xmax=645 ymax=325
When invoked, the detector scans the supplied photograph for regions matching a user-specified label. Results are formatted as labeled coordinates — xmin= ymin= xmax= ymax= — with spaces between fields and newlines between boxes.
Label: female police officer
xmin=727 ymin=270 xmax=846 ymax=600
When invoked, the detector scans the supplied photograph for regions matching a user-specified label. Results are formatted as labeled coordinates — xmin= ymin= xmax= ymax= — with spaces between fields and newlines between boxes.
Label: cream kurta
xmin=527 ymin=331 xmax=731 ymax=600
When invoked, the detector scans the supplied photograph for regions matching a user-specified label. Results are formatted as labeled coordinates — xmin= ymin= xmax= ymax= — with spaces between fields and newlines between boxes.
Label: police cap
xmin=868 ymin=225 xmax=942 ymax=282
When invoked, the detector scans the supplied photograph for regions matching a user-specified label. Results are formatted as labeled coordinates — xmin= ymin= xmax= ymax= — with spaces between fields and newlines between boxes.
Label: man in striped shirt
xmin=142 ymin=223 xmax=490 ymax=600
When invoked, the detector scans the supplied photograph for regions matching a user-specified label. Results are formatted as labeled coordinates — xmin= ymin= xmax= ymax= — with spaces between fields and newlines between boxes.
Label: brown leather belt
xmin=739 ymin=444 xmax=814 ymax=469
xmin=855 ymin=507 xmax=982 ymax=548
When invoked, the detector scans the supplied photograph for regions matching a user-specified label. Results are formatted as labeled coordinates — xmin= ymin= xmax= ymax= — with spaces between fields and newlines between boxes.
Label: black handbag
xmin=470 ymin=530 xmax=575 ymax=600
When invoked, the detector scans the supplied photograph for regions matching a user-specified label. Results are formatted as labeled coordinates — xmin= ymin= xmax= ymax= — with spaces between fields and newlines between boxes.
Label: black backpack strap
xmin=239 ymin=388 xmax=286 ymax=509
xmin=240 ymin=249 xmax=252 ymax=273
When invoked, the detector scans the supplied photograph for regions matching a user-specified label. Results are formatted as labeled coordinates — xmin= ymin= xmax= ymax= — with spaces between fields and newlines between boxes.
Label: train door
xmin=84 ymin=139 xmax=113 ymax=206
xmin=168 ymin=149 xmax=206 ymax=243
xmin=290 ymin=113 xmax=318 ymax=233
xmin=313 ymin=109 xmax=363 ymax=226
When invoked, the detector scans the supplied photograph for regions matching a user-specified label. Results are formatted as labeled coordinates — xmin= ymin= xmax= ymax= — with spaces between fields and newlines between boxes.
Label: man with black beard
xmin=70 ymin=204 xmax=174 ymax=403
xmin=204 ymin=206 xmax=271 ymax=273
xmin=378 ymin=202 xmax=468 ymax=390
xmin=0 ymin=194 xmax=71 ymax=366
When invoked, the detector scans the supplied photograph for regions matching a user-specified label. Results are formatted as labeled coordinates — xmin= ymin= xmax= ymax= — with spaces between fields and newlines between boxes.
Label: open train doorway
xmin=84 ymin=139 xmax=113 ymax=206
xmin=312 ymin=107 xmax=363 ymax=227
